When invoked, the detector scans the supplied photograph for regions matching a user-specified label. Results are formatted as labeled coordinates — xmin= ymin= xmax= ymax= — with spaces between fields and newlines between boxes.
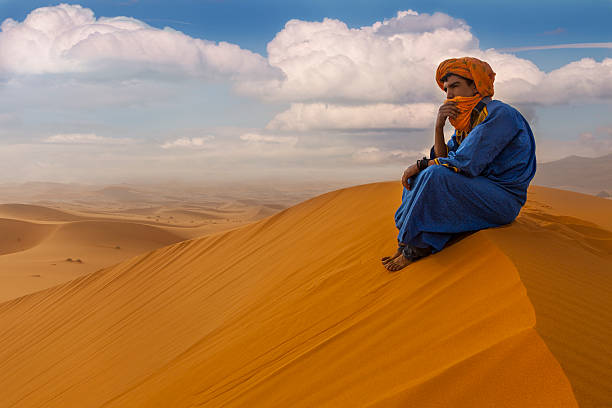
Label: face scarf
xmin=436 ymin=57 xmax=496 ymax=132
xmin=447 ymin=95 xmax=482 ymax=132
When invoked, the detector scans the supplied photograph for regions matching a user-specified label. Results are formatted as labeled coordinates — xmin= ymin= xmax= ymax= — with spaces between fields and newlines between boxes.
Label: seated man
xmin=382 ymin=57 xmax=536 ymax=272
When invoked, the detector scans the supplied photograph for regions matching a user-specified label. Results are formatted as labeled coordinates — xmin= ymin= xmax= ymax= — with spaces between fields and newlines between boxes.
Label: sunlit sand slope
xmin=0 ymin=219 xmax=187 ymax=302
xmin=0 ymin=201 xmax=263 ymax=302
xmin=0 ymin=183 xmax=579 ymax=407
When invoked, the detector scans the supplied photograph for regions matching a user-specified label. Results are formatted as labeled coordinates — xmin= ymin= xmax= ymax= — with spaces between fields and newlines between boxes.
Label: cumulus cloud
xmin=238 ymin=10 xmax=478 ymax=103
xmin=240 ymin=133 xmax=298 ymax=145
xmin=527 ymin=58 xmax=612 ymax=104
xmin=3 ymin=5 xmax=610 ymax=115
xmin=0 ymin=4 xmax=279 ymax=80
xmin=44 ymin=133 xmax=132 ymax=144
xmin=371 ymin=10 xmax=470 ymax=35
xmin=2 ymin=5 xmax=611 ymax=182
xmin=234 ymin=10 xmax=612 ymax=109
xmin=160 ymin=136 xmax=214 ymax=149
xmin=267 ymin=103 xmax=435 ymax=131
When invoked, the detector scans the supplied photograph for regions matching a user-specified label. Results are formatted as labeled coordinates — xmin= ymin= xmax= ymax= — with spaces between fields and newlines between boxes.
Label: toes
xmin=385 ymin=256 xmax=411 ymax=272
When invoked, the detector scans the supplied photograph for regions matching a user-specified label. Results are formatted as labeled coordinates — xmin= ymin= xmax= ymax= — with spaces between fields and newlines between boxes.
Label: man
xmin=382 ymin=57 xmax=536 ymax=272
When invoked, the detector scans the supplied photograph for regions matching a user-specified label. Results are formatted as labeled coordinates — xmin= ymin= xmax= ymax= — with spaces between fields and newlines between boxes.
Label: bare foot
xmin=385 ymin=254 xmax=412 ymax=272
xmin=381 ymin=246 xmax=404 ymax=265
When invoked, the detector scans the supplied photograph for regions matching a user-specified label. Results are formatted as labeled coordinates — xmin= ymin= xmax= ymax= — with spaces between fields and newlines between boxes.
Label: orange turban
xmin=436 ymin=57 xmax=496 ymax=97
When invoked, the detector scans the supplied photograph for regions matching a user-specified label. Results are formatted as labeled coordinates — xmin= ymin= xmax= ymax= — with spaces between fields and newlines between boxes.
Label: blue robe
xmin=394 ymin=100 xmax=536 ymax=252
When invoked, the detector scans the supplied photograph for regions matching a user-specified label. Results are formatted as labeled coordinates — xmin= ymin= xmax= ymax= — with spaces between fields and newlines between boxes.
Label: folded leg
xmin=394 ymin=165 xmax=522 ymax=252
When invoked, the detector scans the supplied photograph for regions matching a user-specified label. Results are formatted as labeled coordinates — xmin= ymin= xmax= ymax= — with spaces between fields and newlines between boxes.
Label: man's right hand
xmin=436 ymin=101 xmax=459 ymax=129
xmin=402 ymin=164 xmax=420 ymax=190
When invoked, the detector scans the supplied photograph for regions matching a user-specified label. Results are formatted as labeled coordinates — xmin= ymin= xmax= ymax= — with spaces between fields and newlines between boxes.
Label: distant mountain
xmin=533 ymin=153 xmax=612 ymax=195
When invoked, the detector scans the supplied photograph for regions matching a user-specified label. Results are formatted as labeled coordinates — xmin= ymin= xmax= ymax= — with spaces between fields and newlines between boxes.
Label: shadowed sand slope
xmin=0 ymin=183 xmax=580 ymax=407
xmin=485 ymin=186 xmax=612 ymax=408
xmin=0 ymin=218 xmax=57 ymax=256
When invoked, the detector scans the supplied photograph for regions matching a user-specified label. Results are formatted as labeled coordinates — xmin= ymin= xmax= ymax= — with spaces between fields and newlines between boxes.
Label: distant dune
xmin=0 ymin=200 xmax=272 ymax=301
xmin=2 ymin=182 xmax=610 ymax=407
xmin=0 ymin=203 xmax=82 ymax=222
xmin=533 ymin=153 xmax=612 ymax=195
xmin=0 ymin=218 xmax=187 ymax=302
xmin=0 ymin=218 xmax=57 ymax=256
xmin=0 ymin=182 xmax=305 ymax=300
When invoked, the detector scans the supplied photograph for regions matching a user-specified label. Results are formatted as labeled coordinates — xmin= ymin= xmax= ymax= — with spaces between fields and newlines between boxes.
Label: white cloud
xmin=372 ymin=10 xmax=470 ymax=35
xmin=239 ymin=132 xmax=298 ymax=145
xmin=238 ymin=10 xmax=477 ymax=103
xmin=160 ymin=136 xmax=214 ymax=149
xmin=3 ymin=5 xmax=610 ymax=113
xmin=235 ymin=10 xmax=612 ymax=107
xmin=0 ymin=4 xmax=278 ymax=80
xmin=1 ymin=5 xmax=611 ymax=183
xmin=266 ymin=103 xmax=435 ymax=131
xmin=44 ymin=133 xmax=132 ymax=144
xmin=526 ymin=58 xmax=612 ymax=104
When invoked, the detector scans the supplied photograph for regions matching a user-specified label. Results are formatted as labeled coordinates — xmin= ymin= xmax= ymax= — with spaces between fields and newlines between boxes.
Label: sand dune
xmin=0 ymin=196 xmax=280 ymax=301
xmin=2 ymin=182 xmax=606 ymax=406
xmin=0 ymin=218 xmax=188 ymax=302
xmin=0 ymin=203 xmax=82 ymax=222
xmin=485 ymin=186 xmax=612 ymax=408
xmin=0 ymin=218 xmax=57 ymax=256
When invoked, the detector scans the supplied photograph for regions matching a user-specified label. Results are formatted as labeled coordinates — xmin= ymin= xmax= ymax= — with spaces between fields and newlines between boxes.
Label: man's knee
xmin=410 ymin=164 xmax=455 ymax=192
xmin=421 ymin=164 xmax=453 ymax=180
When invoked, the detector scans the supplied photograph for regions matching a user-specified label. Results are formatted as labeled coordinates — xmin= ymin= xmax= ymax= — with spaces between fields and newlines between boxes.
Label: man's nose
xmin=446 ymin=90 xmax=454 ymax=99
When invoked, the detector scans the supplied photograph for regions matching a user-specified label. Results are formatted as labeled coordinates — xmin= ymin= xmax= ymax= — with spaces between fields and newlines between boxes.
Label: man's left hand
xmin=402 ymin=164 xmax=420 ymax=190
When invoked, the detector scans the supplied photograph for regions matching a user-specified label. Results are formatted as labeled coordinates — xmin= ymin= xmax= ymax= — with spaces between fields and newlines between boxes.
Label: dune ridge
xmin=0 ymin=182 xmax=587 ymax=407
xmin=485 ymin=186 xmax=612 ymax=408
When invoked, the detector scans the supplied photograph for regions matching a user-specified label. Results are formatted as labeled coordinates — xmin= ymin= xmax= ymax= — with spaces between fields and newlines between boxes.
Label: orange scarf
xmin=447 ymin=94 xmax=483 ymax=132
xmin=436 ymin=57 xmax=496 ymax=97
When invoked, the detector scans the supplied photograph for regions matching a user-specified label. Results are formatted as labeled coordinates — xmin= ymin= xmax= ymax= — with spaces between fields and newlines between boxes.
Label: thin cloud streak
xmin=143 ymin=18 xmax=192 ymax=26
xmin=499 ymin=42 xmax=612 ymax=52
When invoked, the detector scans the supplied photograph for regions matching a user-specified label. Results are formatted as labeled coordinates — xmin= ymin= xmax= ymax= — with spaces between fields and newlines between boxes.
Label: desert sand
xmin=0 ymin=182 xmax=304 ymax=302
xmin=0 ymin=183 xmax=610 ymax=407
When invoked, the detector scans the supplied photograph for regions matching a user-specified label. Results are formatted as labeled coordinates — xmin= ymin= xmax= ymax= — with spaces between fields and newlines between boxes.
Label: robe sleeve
xmin=429 ymin=133 xmax=458 ymax=159
xmin=434 ymin=105 xmax=520 ymax=177
xmin=447 ymin=134 xmax=459 ymax=153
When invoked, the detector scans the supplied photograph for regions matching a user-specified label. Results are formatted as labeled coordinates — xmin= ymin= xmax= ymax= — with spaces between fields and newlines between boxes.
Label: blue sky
xmin=0 ymin=1 xmax=610 ymax=183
